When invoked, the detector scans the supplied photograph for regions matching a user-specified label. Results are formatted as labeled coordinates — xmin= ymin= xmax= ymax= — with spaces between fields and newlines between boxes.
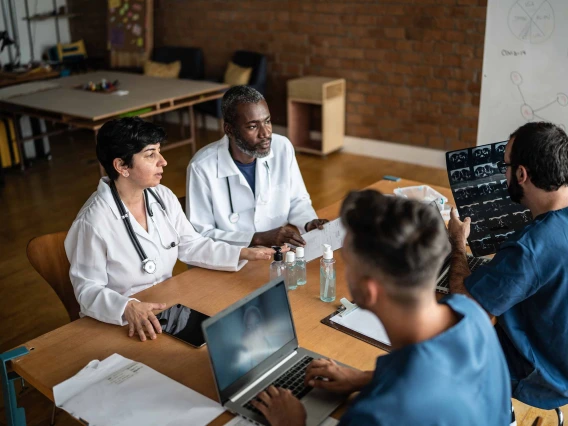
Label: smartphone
xmin=155 ymin=304 xmax=209 ymax=348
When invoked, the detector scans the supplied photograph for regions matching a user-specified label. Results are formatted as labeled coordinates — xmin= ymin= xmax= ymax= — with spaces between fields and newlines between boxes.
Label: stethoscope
xmin=227 ymin=162 xmax=271 ymax=224
xmin=110 ymin=181 xmax=181 ymax=274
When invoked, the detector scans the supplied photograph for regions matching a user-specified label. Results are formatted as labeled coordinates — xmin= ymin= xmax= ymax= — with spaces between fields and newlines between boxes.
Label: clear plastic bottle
xmin=320 ymin=244 xmax=336 ymax=302
xmin=285 ymin=251 xmax=297 ymax=290
xmin=270 ymin=246 xmax=286 ymax=281
xmin=295 ymin=247 xmax=307 ymax=286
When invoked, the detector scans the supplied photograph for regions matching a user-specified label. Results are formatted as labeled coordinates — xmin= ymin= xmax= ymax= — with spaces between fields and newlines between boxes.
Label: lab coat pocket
xmin=266 ymin=184 xmax=290 ymax=220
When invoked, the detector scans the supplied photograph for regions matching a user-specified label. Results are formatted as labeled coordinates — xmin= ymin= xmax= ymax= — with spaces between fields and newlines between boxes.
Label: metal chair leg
xmin=556 ymin=407 xmax=564 ymax=426
xmin=51 ymin=403 xmax=57 ymax=426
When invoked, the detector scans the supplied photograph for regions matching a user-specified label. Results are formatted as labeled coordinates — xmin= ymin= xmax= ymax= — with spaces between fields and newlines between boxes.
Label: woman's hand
xmin=251 ymin=386 xmax=307 ymax=426
xmin=240 ymin=246 xmax=276 ymax=261
xmin=124 ymin=300 xmax=166 ymax=341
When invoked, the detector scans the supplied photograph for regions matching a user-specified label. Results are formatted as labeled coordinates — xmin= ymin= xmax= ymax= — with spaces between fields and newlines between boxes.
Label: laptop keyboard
xmin=436 ymin=255 xmax=490 ymax=294
xmin=243 ymin=356 xmax=314 ymax=417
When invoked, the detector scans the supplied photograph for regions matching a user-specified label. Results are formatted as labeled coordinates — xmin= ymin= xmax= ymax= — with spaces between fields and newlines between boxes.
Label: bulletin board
xmin=108 ymin=0 xmax=153 ymax=67
xmin=446 ymin=142 xmax=532 ymax=257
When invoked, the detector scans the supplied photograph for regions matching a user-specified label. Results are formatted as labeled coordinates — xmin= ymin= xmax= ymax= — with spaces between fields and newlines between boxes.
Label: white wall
xmin=0 ymin=0 xmax=70 ymax=66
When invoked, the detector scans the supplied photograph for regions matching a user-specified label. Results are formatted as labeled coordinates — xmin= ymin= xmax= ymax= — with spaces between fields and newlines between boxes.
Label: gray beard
xmin=234 ymin=135 xmax=271 ymax=159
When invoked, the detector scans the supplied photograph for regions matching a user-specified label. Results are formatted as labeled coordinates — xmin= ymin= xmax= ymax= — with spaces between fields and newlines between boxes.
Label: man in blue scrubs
xmin=252 ymin=191 xmax=511 ymax=425
xmin=448 ymin=122 xmax=568 ymax=411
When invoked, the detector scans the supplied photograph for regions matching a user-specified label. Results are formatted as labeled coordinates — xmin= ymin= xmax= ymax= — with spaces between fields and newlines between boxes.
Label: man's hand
xmin=251 ymin=386 xmax=306 ymax=426
xmin=240 ymin=247 xmax=275 ymax=261
xmin=124 ymin=301 xmax=166 ymax=341
xmin=304 ymin=359 xmax=372 ymax=394
xmin=447 ymin=208 xmax=470 ymax=249
xmin=251 ymin=226 xmax=306 ymax=247
xmin=305 ymin=219 xmax=329 ymax=232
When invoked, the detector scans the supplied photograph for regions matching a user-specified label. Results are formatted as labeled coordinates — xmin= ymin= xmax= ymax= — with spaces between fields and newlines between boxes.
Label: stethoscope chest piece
xmin=143 ymin=259 xmax=156 ymax=274
xmin=229 ymin=212 xmax=240 ymax=224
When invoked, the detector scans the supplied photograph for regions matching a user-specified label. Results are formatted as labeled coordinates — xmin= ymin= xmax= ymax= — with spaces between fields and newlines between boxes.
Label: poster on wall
xmin=446 ymin=141 xmax=531 ymax=257
xmin=477 ymin=0 xmax=568 ymax=146
xmin=108 ymin=0 xmax=147 ymax=52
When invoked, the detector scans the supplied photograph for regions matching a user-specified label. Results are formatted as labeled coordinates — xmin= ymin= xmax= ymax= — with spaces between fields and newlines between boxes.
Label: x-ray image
xmin=450 ymin=167 xmax=472 ymax=183
xmin=494 ymin=142 xmax=507 ymax=162
xmin=494 ymin=231 xmax=515 ymax=245
xmin=472 ymin=146 xmax=491 ymax=164
xmin=454 ymin=186 xmax=477 ymax=201
xmin=474 ymin=163 xmax=499 ymax=179
xmin=448 ymin=150 xmax=469 ymax=169
xmin=446 ymin=141 xmax=533 ymax=257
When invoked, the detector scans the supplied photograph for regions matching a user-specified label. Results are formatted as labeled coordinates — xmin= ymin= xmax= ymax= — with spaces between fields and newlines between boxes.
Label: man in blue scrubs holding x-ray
xmin=449 ymin=122 xmax=568 ymax=412
xmin=252 ymin=191 xmax=511 ymax=425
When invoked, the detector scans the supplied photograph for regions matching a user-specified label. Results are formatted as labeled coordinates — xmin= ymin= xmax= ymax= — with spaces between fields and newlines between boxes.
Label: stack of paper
xmin=53 ymin=353 xmax=224 ymax=426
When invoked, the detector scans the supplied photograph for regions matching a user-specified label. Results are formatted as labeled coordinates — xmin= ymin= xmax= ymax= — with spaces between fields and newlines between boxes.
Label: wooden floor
xmin=0 ymin=127 xmax=564 ymax=425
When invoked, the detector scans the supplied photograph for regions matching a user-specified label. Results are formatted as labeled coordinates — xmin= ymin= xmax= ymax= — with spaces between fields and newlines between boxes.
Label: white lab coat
xmin=64 ymin=178 xmax=245 ymax=326
xmin=186 ymin=134 xmax=317 ymax=246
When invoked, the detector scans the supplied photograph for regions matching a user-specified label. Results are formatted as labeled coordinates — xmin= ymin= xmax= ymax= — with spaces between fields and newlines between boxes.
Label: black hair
xmin=340 ymin=190 xmax=450 ymax=305
xmin=510 ymin=122 xmax=568 ymax=191
xmin=221 ymin=85 xmax=265 ymax=126
xmin=96 ymin=117 xmax=166 ymax=180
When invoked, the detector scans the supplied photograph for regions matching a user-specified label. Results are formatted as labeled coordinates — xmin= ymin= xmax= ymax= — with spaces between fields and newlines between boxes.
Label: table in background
xmin=9 ymin=179 xmax=454 ymax=425
xmin=0 ymin=71 xmax=228 ymax=173
xmin=0 ymin=69 xmax=60 ymax=89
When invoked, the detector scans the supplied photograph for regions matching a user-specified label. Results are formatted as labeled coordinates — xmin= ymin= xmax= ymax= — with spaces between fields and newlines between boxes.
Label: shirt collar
xmin=217 ymin=135 xmax=274 ymax=178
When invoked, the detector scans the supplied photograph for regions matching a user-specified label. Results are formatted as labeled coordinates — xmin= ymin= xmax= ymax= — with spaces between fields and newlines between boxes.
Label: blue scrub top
xmin=338 ymin=295 xmax=511 ymax=426
xmin=234 ymin=159 xmax=256 ymax=195
xmin=466 ymin=206 xmax=568 ymax=409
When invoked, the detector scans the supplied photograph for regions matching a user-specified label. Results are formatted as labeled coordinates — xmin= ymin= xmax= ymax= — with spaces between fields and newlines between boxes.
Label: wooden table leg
xmin=11 ymin=114 xmax=26 ymax=171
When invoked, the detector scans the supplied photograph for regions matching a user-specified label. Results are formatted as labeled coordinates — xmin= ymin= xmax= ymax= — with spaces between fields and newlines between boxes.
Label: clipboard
xmin=320 ymin=298 xmax=392 ymax=353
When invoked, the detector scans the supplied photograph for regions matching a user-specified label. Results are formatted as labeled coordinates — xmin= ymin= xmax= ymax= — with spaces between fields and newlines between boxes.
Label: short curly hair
xmin=221 ymin=85 xmax=265 ymax=126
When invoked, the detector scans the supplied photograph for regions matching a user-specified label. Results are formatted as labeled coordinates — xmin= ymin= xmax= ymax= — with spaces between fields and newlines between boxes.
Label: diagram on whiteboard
xmin=508 ymin=0 xmax=555 ymax=43
xmin=511 ymin=71 xmax=567 ymax=129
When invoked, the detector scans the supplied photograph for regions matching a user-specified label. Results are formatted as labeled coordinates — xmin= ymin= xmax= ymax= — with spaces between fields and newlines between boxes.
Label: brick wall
xmin=70 ymin=0 xmax=488 ymax=151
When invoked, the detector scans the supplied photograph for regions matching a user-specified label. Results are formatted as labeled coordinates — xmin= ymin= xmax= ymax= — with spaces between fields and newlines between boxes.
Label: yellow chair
xmin=57 ymin=39 xmax=87 ymax=62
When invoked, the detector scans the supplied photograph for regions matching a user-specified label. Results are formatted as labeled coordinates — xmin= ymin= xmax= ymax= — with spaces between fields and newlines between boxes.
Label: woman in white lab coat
xmin=65 ymin=118 xmax=273 ymax=341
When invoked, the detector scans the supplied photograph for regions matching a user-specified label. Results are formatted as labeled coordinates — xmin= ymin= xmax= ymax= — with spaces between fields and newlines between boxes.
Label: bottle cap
xmin=296 ymin=247 xmax=304 ymax=258
xmin=322 ymin=244 xmax=333 ymax=260
xmin=286 ymin=251 xmax=295 ymax=263
xmin=272 ymin=246 xmax=283 ymax=261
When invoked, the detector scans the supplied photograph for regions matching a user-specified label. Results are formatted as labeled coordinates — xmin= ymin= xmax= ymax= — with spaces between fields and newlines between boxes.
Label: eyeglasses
xmin=496 ymin=160 xmax=514 ymax=171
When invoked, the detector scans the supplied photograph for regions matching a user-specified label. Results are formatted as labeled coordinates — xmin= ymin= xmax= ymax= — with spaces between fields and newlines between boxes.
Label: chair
xmin=195 ymin=50 xmax=267 ymax=133
xmin=151 ymin=46 xmax=204 ymax=81
xmin=26 ymin=232 xmax=80 ymax=322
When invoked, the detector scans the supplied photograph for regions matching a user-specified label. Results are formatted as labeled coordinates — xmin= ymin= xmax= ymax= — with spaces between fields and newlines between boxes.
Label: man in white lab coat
xmin=186 ymin=86 xmax=328 ymax=247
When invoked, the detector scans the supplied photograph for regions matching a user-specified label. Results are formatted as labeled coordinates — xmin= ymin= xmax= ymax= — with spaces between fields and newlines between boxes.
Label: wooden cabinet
xmin=287 ymin=77 xmax=345 ymax=155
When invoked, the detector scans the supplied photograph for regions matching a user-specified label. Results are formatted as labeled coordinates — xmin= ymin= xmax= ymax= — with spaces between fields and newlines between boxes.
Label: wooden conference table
xmin=0 ymin=71 xmax=228 ymax=173
xmin=11 ymin=179 xmax=453 ymax=425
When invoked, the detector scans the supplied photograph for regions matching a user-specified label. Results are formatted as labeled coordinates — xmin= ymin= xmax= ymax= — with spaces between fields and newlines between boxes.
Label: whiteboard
xmin=477 ymin=0 xmax=568 ymax=146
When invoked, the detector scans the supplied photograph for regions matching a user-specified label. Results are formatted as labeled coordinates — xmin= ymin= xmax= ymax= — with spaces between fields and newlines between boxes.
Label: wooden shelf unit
xmin=287 ymin=76 xmax=345 ymax=156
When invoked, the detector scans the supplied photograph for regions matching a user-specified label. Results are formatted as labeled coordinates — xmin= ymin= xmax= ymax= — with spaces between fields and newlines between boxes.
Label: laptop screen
xmin=205 ymin=280 xmax=295 ymax=393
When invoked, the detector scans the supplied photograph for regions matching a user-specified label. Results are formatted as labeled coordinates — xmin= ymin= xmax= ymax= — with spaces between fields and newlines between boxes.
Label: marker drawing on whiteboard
xmin=511 ymin=71 xmax=567 ymax=130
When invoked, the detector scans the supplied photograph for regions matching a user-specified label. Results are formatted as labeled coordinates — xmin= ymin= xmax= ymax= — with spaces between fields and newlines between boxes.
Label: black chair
xmin=151 ymin=46 xmax=205 ymax=81
xmin=196 ymin=50 xmax=267 ymax=133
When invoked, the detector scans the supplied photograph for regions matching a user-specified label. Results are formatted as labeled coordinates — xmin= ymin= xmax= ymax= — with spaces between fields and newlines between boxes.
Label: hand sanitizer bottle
xmin=285 ymin=251 xmax=297 ymax=290
xmin=295 ymin=247 xmax=307 ymax=286
xmin=270 ymin=246 xmax=286 ymax=281
xmin=320 ymin=244 xmax=336 ymax=302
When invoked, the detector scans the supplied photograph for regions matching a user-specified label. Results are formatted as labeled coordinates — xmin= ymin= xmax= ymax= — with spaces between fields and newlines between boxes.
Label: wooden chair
xmin=26 ymin=232 xmax=80 ymax=322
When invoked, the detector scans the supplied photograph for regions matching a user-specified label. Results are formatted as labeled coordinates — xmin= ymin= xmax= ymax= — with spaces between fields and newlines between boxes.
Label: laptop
xmin=202 ymin=278 xmax=347 ymax=426
xmin=428 ymin=201 xmax=490 ymax=293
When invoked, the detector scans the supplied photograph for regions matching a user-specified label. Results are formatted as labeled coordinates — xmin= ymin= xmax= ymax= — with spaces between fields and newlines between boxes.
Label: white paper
xmin=303 ymin=218 xmax=346 ymax=263
xmin=223 ymin=415 xmax=339 ymax=426
xmin=54 ymin=353 xmax=224 ymax=426
xmin=0 ymin=81 xmax=61 ymax=99
xmin=330 ymin=308 xmax=391 ymax=347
